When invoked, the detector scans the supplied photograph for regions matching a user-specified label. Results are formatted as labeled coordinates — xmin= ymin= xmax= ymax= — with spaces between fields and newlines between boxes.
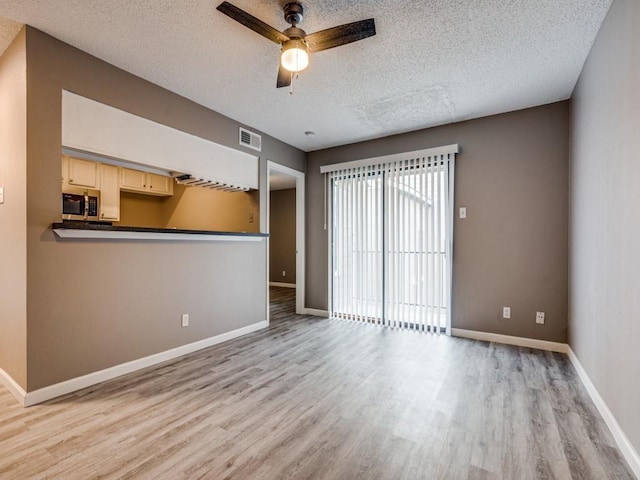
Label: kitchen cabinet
xmin=147 ymin=173 xmax=173 ymax=195
xmin=99 ymin=164 xmax=120 ymax=221
xmin=120 ymin=168 xmax=147 ymax=192
xmin=120 ymin=168 xmax=173 ymax=196
xmin=64 ymin=156 xmax=99 ymax=188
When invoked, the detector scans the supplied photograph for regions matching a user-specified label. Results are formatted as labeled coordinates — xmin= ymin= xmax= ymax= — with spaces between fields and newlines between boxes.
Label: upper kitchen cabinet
xmin=147 ymin=173 xmax=173 ymax=196
xmin=62 ymin=155 xmax=99 ymax=188
xmin=99 ymin=164 xmax=120 ymax=221
xmin=120 ymin=168 xmax=173 ymax=196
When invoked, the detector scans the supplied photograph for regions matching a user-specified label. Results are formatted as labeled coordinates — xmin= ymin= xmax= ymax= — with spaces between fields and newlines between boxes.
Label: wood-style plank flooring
xmin=0 ymin=287 xmax=634 ymax=479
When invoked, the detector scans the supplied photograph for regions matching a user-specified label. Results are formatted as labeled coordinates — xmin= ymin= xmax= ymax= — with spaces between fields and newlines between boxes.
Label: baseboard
xmin=303 ymin=308 xmax=329 ymax=318
xmin=0 ymin=368 xmax=27 ymax=406
xmin=269 ymin=282 xmax=296 ymax=288
xmin=451 ymin=328 xmax=568 ymax=353
xmin=567 ymin=347 xmax=640 ymax=478
xmin=22 ymin=320 xmax=268 ymax=407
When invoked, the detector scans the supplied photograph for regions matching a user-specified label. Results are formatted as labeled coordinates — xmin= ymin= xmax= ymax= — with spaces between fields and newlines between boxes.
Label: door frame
xmin=267 ymin=161 xmax=305 ymax=316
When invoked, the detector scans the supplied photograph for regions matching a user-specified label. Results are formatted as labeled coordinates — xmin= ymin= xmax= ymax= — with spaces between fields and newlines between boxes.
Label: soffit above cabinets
xmin=61 ymin=90 xmax=258 ymax=192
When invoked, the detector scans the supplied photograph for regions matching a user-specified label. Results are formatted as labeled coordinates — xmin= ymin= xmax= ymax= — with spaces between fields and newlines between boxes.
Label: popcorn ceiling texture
xmin=0 ymin=16 xmax=21 ymax=56
xmin=0 ymin=0 xmax=612 ymax=151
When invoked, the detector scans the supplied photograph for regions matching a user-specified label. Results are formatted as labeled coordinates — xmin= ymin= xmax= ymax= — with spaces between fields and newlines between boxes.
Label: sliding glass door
xmin=327 ymin=146 xmax=456 ymax=334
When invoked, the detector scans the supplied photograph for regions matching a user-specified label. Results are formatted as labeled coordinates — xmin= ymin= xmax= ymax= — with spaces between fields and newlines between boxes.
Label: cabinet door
xmin=147 ymin=173 xmax=173 ymax=196
xmin=120 ymin=168 xmax=148 ymax=193
xmin=99 ymin=164 xmax=120 ymax=221
xmin=61 ymin=155 xmax=69 ymax=187
xmin=68 ymin=157 xmax=99 ymax=188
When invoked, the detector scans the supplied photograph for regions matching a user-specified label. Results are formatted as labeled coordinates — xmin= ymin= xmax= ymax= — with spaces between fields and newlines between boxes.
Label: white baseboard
xmin=22 ymin=321 xmax=268 ymax=407
xmin=303 ymin=308 xmax=329 ymax=318
xmin=451 ymin=328 xmax=568 ymax=353
xmin=269 ymin=282 xmax=296 ymax=288
xmin=567 ymin=347 xmax=640 ymax=478
xmin=0 ymin=368 xmax=27 ymax=406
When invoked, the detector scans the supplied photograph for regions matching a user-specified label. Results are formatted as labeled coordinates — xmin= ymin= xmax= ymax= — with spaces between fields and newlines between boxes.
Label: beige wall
xmin=162 ymin=184 xmax=259 ymax=232
xmin=0 ymin=29 xmax=27 ymax=389
xmin=23 ymin=27 xmax=302 ymax=391
xmin=269 ymin=189 xmax=296 ymax=283
xmin=570 ymin=0 xmax=640 ymax=454
xmin=117 ymin=184 xmax=259 ymax=232
xmin=307 ymin=102 xmax=569 ymax=343
xmin=117 ymin=192 xmax=165 ymax=228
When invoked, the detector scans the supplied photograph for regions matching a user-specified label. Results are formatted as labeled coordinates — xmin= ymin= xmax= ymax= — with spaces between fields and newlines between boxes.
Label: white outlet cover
xmin=181 ymin=314 xmax=189 ymax=327
xmin=459 ymin=207 xmax=467 ymax=219
xmin=0 ymin=186 xmax=4 ymax=204
xmin=503 ymin=307 xmax=511 ymax=319
xmin=536 ymin=311 xmax=545 ymax=324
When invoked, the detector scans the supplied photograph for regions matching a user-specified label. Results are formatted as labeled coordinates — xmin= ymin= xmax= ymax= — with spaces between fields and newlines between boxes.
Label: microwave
xmin=62 ymin=187 xmax=100 ymax=221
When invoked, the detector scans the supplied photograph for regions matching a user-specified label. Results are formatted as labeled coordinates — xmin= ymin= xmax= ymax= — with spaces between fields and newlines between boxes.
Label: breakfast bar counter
xmin=52 ymin=222 xmax=268 ymax=242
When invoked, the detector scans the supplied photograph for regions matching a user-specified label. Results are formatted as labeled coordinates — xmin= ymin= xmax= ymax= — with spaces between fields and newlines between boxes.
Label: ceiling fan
xmin=216 ymin=1 xmax=376 ymax=89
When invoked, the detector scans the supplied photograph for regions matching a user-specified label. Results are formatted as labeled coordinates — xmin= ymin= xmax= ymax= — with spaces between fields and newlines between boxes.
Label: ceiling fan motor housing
xmin=284 ymin=2 xmax=304 ymax=26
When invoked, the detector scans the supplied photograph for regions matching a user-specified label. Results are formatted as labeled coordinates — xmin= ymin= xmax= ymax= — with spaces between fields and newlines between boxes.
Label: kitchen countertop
xmin=52 ymin=221 xmax=268 ymax=242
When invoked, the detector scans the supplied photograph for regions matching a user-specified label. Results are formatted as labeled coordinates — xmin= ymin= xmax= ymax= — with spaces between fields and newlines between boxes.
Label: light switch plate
xmin=0 ymin=186 xmax=4 ymax=204
xmin=459 ymin=207 xmax=467 ymax=219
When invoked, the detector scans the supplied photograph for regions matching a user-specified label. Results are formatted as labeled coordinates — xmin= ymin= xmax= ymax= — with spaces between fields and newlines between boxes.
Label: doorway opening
xmin=267 ymin=162 xmax=305 ymax=321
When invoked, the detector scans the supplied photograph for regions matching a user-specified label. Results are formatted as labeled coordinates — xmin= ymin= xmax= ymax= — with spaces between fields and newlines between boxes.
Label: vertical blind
xmin=321 ymin=145 xmax=457 ymax=334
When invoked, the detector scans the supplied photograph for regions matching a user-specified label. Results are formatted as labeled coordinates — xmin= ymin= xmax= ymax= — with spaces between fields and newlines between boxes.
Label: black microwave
xmin=62 ymin=187 xmax=100 ymax=221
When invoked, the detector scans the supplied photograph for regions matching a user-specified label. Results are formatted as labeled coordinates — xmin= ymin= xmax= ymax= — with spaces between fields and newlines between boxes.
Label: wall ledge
xmin=52 ymin=223 xmax=267 ymax=242
xmin=451 ymin=328 xmax=568 ymax=353
xmin=21 ymin=320 xmax=267 ymax=407
xmin=0 ymin=368 xmax=26 ymax=406
xmin=567 ymin=347 xmax=640 ymax=478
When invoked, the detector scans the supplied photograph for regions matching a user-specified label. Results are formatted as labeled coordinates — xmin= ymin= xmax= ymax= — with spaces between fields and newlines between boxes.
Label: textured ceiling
xmin=0 ymin=0 xmax=612 ymax=152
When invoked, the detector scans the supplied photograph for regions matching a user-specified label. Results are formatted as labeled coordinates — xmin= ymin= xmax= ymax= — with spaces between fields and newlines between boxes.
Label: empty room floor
xmin=0 ymin=287 xmax=633 ymax=479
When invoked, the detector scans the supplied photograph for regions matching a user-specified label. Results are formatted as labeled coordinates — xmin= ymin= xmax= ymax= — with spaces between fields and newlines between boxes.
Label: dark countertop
xmin=52 ymin=221 xmax=268 ymax=238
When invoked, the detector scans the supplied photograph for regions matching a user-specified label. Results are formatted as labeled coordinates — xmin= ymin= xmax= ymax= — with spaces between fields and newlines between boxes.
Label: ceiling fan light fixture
xmin=281 ymin=39 xmax=309 ymax=72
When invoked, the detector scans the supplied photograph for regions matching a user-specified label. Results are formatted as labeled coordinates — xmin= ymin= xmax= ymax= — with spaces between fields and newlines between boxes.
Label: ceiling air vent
xmin=239 ymin=127 xmax=262 ymax=152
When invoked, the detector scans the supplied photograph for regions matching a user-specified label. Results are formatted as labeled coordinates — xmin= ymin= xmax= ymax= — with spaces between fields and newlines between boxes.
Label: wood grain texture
xmin=0 ymin=288 xmax=633 ymax=479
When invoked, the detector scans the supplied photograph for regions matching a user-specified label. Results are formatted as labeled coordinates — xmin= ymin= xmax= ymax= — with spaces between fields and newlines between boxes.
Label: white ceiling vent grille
xmin=239 ymin=127 xmax=262 ymax=152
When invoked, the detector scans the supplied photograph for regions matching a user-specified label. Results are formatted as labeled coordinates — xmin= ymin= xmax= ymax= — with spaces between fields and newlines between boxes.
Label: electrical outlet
xmin=181 ymin=314 xmax=189 ymax=327
xmin=459 ymin=207 xmax=467 ymax=219
xmin=0 ymin=186 xmax=4 ymax=204
xmin=282 ymin=270 xmax=286 ymax=277
xmin=536 ymin=311 xmax=545 ymax=324
xmin=503 ymin=306 xmax=511 ymax=319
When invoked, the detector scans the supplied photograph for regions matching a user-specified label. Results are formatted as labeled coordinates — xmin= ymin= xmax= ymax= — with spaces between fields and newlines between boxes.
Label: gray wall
xmin=0 ymin=28 xmax=27 ymax=389
xmin=569 ymin=0 xmax=640 ymax=455
xmin=307 ymin=102 xmax=569 ymax=343
xmin=23 ymin=27 xmax=304 ymax=391
xmin=269 ymin=189 xmax=296 ymax=284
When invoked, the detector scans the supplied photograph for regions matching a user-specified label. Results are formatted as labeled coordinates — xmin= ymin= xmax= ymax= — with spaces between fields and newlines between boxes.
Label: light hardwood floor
xmin=0 ymin=287 xmax=634 ymax=479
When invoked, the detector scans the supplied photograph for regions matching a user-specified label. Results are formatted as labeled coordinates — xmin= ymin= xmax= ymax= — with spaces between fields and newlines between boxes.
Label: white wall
xmin=570 ymin=0 xmax=640 ymax=456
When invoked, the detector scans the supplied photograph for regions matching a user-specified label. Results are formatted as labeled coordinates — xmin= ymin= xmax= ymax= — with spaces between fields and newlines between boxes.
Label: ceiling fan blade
xmin=305 ymin=18 xmax=376 ymax=53
xmin=277 ymin=64 xmax=292 ymax=88
xmin=217 ymin=2 xmax=290 ymax=45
